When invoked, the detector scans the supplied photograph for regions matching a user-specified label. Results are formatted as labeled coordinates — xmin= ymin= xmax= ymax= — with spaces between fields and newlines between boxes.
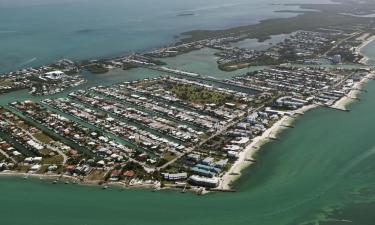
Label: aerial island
xmin=1 ymin=0 xmax=375 ymax=194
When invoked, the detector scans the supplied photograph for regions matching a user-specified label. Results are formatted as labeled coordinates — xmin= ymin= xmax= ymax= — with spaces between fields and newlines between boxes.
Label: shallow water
xmin=0 ymin=0 xmax=331 ymax=74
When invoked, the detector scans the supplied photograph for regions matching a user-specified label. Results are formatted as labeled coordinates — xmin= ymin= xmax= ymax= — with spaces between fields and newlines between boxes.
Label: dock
xmin=229 ymin=172 xmax=240 ymax=176
xmin=345 ymin=95 xmax=360 ymax=101
xmin=267 ymin=136 xmax=279 ymax=141
xmin=326 ymin=105 xmax=350 ymax=112
xmin=245 ymin=158 xmax=257 ymax=162
xmin=211 ymin=188 xmax=236 ymax=193
xmin=353 ymin=88 xmax=367 ymax=93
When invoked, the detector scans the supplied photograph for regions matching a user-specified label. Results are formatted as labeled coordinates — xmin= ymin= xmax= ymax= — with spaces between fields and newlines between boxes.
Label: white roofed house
xmin=189 ymin=175 xmax=220 ymax=188
xmin=162 ymin=172 xmax=188 ymax=181
xmin=38 ymin=71 xmax=66 ymax=81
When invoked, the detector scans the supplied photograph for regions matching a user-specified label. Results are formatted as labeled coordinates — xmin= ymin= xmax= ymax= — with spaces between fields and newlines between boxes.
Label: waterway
xmin=161 ymin=48 xmax=268 ymax=79
xmin=231 ymin=32 xmax=296 ymax=50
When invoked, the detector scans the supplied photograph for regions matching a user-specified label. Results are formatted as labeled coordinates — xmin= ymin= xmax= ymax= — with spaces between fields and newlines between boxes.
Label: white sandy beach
xmin=333 ymin=72 xmax=375 ymax=110
xmin=220 ymin=68 xmax=375 ymax=190
xmin=356 ymin=34 xmax=375 ymax=65
xmin=219 ymin=104 xmax=318 ymax=190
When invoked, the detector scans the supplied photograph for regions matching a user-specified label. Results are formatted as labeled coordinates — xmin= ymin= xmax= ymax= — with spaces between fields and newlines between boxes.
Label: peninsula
xmin=1 ymin=0 xmax=375 ymax=194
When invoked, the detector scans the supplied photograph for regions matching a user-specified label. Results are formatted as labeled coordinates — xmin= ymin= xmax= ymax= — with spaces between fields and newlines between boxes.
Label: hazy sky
xmin=0 ymin=0 xmax=335 ymax=8
xmin=0 ymin=0 xmax=88 ymax=8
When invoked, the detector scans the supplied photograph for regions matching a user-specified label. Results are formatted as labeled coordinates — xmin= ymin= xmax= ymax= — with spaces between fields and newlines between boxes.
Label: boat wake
xmin=19 ymin=57 xmax=37 ymax=66
xmin=0 ymin=30 xmax=17 ymax=34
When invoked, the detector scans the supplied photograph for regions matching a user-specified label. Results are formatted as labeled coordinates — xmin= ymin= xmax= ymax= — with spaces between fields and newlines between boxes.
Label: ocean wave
xmin=0 ymin=30 xmax=17 ymax=34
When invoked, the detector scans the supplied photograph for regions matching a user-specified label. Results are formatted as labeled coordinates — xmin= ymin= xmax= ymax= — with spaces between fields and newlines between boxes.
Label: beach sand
xmin=220 ymin=69 xmax=375 ymax=190
xmin=333 ymin=72 xmax=375 ymax=110
xmin=356 ymin=34 xmax=375 ymax=65
xmin=219 ymin=104 xmax=318 ymax=190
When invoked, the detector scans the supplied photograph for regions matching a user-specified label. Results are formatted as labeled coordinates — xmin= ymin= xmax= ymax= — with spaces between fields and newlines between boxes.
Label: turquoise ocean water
xmin=3 ymin=1 xmax=375 ymax=225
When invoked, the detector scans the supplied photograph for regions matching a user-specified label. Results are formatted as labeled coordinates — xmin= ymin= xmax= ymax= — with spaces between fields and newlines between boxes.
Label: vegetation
xmin=122 ymin=62 xmax=138 ymax=70
xmin=86 ymin=169 xmax=107 ymax=181
xmin=147 ymin=58 xmax=167 ymax=66
xmin=0 ymin=79 xmax=13 ymax=87
xmin=33 ymin=132 xmax=53 ymax=144
xmin=169 ymin=84 xmax=236 ymax=105
xmin=180 ymin=12 xmax=372 ymax=43
xmin=218 ymin=56 xmax=279 ymax=71
xmin=84 ymin=64 xmax=109 ymax=74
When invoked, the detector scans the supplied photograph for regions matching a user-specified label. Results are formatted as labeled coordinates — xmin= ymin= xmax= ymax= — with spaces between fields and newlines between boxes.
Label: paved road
xmin=323 ymin=31 xmax=361 ymax=56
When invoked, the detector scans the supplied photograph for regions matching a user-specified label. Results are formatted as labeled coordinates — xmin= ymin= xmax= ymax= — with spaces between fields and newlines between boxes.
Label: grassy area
xmin=0 ymin=79 xmax=13 ymax=87
xmin=169 ymin=84 xmax=237 ymax=105
xmin=218 ymin=56 xmax=279 ymax=72
xmin=163 ymin=152 xmax=176 ymax=162
xmin=42 ymin=155 xmax=64 ymax=165
xmin=84 ymin=64 xmax=109 ymax=74
xmin=33 ymin=132 xmax=53 ymax=144
xmin=16 ymin=120 xmax=29 ymax=129
xmin=86 ymin=169 xmax=107 ymax=181
xmin=15 ymin=165 xmax=31 ymax=173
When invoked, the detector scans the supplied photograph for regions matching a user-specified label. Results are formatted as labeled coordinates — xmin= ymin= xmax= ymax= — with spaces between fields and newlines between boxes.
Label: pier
xmin=245 ymin=158 xmax=257 ymax=162
xmin=211 ymin=188 xmax=236 ymax=193
xmin=267 ymin=136 xmax=279 ymax=141
xmin=353 ymin=88 xmax=367 ymax=93
xmin=345 ymin=95 xmax=360 ymax=101
xmin=326 ymin=105 xmax=350 ymax=112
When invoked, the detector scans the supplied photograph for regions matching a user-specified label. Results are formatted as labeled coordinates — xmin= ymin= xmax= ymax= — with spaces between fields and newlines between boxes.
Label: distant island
xmin=177 ymin=13 xmax=195 ymax=17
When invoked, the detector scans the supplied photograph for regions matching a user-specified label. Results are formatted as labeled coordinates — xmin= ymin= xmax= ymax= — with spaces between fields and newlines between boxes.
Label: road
xmin=323 ymin=31 xmax=362 ymax=56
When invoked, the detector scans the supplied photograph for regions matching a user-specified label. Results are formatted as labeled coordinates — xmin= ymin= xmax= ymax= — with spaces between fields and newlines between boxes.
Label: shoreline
xmin=220 ymin=70 xmax=375 ymax=190
xmin=219 ymin=104 xmax=318 ymax=190
xmin=356 ymin=34 xmax=375 ymax=65
xmin=0 ymin=171 xmax=206 ymax=194
xmin=333 ymin=72 xmax=375 ymax=110
xmin=0 ymin=171 xmax=81 ymax=183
